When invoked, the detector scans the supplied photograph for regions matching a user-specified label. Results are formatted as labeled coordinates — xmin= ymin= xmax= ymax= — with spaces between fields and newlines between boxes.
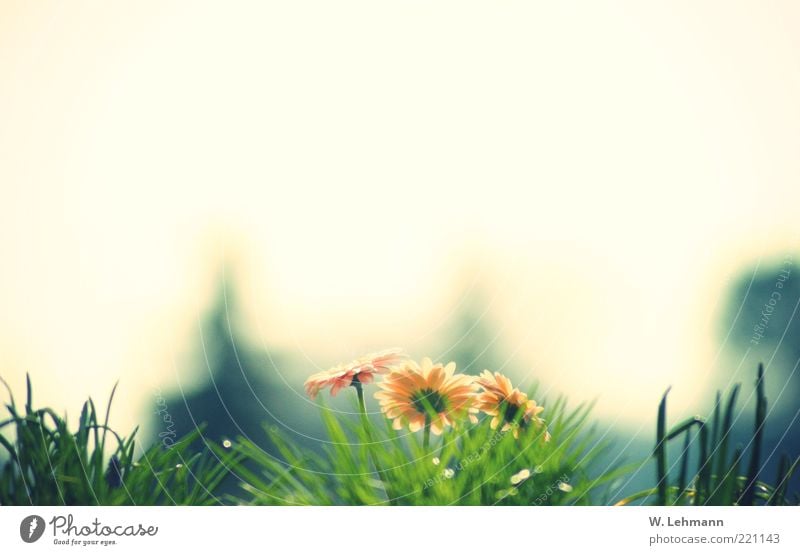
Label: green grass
xmin=218 ymin=388 xmax=633 ymax=505
xmin=0 ymin=375 xmax=239 ymax=505
xmin=617 ymin=364 xmax=799 ymax=506
xmin=1 ymin=365 xmax=796 ymax=506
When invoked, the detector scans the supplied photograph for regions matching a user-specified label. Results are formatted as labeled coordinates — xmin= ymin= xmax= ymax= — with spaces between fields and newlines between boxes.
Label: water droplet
xmin=510 ymin=468 xmax=531 ymax=485
xmin=443 ymin=468 xmax=455 ymax=479
xmin=175 ymin=464 xmax=184 ymax=469
xmin=558 ymin=481 xmax=573 ymax=492
xmin=432 ymin=457 xmax=440 ymax=466
xmin=495 ymin=487 xmax=518 ymax=500
xmin=222 ymin=439 xmax=232 ymax=449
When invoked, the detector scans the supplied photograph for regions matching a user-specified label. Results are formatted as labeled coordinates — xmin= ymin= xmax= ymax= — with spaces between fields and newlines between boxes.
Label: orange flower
xmin=304 ymin=349 xmax=408 ymax=400
xmin=374 ymin=358 xmax=477 ymax=435
xmin=474 ymin=370 xmax=549 ymax=439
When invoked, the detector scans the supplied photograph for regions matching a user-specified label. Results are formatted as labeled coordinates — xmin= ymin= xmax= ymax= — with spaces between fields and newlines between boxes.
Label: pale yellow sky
xmin=1 ymin=1 xmax=799 ymax=432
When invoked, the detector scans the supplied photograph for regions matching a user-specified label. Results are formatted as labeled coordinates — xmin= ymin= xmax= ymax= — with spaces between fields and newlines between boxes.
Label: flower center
xmin=503 ymin=401 xmax=527 ymax=427
xmin=411 ymin=388 xmax=447 ymax=416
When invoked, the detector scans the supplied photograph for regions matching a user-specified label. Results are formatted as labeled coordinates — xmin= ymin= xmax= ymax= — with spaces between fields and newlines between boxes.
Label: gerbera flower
xmin=474 ymin=370 xmax=550 ymax=440
xmin=375 ymin=357 xmax=477 ymax=436
xmin=304 ymin=348 xmax=408 ymax=400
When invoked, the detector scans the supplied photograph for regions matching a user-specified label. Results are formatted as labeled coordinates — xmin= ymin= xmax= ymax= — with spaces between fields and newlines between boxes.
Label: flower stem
xmin=423 ymin=414 xmax=432 ymax=450
xmin=355 ymin=381 xmax=370 ymax=431
xmin=353 ymin=379 xmax=392 ymax=503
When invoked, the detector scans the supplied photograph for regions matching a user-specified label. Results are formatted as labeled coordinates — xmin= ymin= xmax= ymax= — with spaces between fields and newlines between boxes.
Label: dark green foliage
xmin=0 ymin=376 xmax=238 ymax=505
xmin=619 ymin=365 xmax=798 ymax=506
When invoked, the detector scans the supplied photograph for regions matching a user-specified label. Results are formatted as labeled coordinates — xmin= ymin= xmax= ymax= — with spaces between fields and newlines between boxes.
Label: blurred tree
xmin=720 ymin=255 xmax=799 ymax=488
xmin=149 ymin=276 xmax=314 ymax=494
xmin=723 ymin=255 xmax=798 ymax=393
xmin=435 ymin=289 xmax=508 ymax=377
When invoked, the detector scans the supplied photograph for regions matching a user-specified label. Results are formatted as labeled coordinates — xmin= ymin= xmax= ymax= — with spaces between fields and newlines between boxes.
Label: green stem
xmin=423 ymin=414 xmax=431 ymax=450
xmin=355 ymin=382 xmax=370 ymax=431
xmin=353 ymin=380 xmax=392 ymax=503
xmin=437 ymin=428 xmax=447 ymax=459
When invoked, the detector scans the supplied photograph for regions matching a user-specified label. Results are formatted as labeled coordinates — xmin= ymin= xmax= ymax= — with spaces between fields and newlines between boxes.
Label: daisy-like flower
xmin=474 ymin=370 xmax=550 ymax=440
xmin=375 ymin=357 xmax=477 ymax=436
xmin=304 ymin=348 xmax=408 ymax=400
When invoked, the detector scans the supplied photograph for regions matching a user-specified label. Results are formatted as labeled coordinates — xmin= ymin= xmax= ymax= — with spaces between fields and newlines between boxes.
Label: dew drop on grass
xmin=432 ymin=457 xmax=440 ymax=466
xmin=557 ymin=482 xmax=573 ymax=492
xmin=222 ymin=439 xmax=232 ymax=449
xmin=443 ymin=468 xmax=455 ymax=479
xmin=510 ymin=469 xmax=531 ymax=485
xmin=175 ymin=464 xmax=184 ymax=469
xmin=495 ymin=487 xmax=518 ymax=500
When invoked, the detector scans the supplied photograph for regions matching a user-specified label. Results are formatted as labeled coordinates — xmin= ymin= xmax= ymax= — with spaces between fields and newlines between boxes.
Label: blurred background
xmin=1 ymin=1 xmax=798 ymax=497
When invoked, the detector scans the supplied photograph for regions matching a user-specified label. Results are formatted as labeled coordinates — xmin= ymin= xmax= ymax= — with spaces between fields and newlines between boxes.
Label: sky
xmin=1 ymin=1 xmax=799 ymax=434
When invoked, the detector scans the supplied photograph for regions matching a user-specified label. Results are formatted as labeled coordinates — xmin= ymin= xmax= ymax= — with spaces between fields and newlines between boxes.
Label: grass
xmin=616 ymin=364 xmax=799 ymax=506
xmin=218 ymin=388 xmax=632 ymax=505
xmin=0 ymin=375 xmax=239 ymax=505
xmin=1 ymin=364 xmax=796 ymax=506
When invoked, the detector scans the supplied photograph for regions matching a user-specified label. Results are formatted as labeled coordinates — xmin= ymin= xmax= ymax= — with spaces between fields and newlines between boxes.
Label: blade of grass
xmin=709 ymin=383 xmax=740 ymax=503
xmin=25 ymin=373 xmax=33 ymax=415
xmin=768 ymin=455 xmax=799 ymax=506
xmin=675 ymin=430 xmax=691 ymax=504
xmin=740 ymin=364 xmax=766 ymax=505
xmin=666 ymin=416 xmax=704 ymax=441
xmin=655 ymin=387 xmax=671 ymax=505
xmin=696 ymin=423 xmax=711 ymax=504
xmin=710 ymin=391 xmax=721 ymax=479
